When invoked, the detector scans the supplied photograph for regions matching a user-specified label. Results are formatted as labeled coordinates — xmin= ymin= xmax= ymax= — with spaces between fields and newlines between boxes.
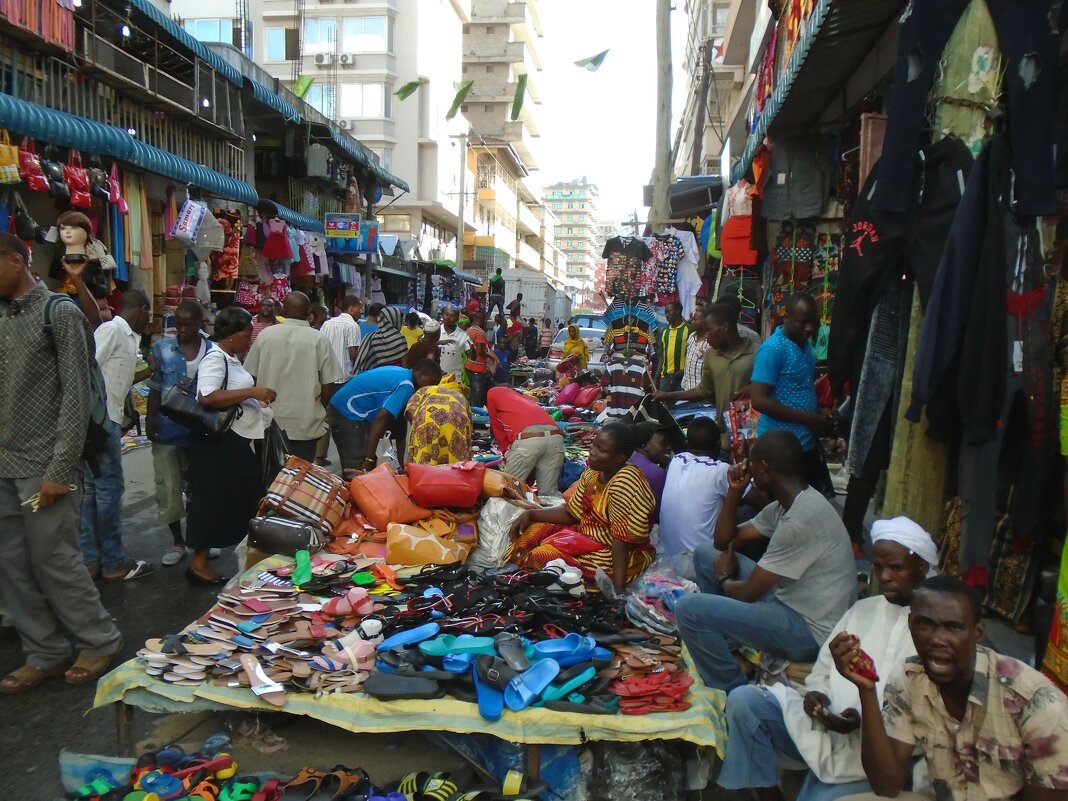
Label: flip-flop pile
xmin=135 ymin=557 xmax=693 ymax=715
xmin=68 ymin=742 xmax=547 ymax=801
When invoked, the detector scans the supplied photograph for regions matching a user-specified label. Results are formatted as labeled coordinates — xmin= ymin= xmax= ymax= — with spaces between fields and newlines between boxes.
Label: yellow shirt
xmin=401 ymin=326 xmax=423 ymax=348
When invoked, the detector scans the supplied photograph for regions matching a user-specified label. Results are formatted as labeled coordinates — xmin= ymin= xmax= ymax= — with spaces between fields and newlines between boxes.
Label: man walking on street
xmin=320 ymin=294 xmax=363 ymax=474
xmin=487 ymin=386 xmax=566 ymax=498
xmin=146 ymin=299 xmax=210 ymax=567
xmin=244 ymin=292 xmax=343 ymax=463
xmin=658 ymin=301 xmax=690 ymax=393
xmin=438 ymin=307 xmax=469 ymax=382
xmin=83 ymin=288 xmax=155 ymax=581
xmin=0 ymin=232 xmax=123 ymax=692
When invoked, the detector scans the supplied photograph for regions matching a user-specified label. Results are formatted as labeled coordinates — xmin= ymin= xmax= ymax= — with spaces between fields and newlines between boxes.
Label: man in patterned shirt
xmin=832 ymin=575 xmax=1068 ymax=801
xmin=0 ymin=233 xmax=123 ymax=692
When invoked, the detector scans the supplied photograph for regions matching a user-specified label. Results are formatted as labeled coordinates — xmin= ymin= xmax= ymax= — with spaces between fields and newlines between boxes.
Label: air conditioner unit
xmin=338 ymin=53 xmax=356 ymax=66
xmin=314 ymin=53 xmax=333 ymax=66
xmin=338 ymin=119 xmax=351 ymax=129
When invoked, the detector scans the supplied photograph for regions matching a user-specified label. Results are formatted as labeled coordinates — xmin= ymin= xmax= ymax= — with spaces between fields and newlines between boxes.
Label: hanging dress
xmin=262 ymin=218 xmax=293 ymax=261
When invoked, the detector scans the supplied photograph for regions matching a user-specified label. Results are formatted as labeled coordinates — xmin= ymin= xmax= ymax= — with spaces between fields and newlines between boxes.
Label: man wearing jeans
xmin=83 ymin=289 xmax=155 ymax=581
xmin=487 ymin=386 xmax=565 ymax=499
xmin=675 ymin=430 xmax=856 ymax=691
xmin=0 ymin=233 xmax=122 ymax=692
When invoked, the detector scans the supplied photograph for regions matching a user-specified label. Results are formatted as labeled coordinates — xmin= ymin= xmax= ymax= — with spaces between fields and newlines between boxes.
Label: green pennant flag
xmin=292 ymin=75 xmax=315 ymax=98
xmin=574 ymin=49 xmax=610 ymax=71
xmin=394 ymin=79 xmax=427 ymax=101
xmin=446 ymin=80 xmax=474 ymax=120
xmin=510 ymin=73 xmax=528 ymax=121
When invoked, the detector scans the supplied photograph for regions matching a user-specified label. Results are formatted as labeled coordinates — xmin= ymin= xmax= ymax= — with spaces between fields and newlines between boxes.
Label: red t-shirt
xmin=507 ymin=319 xmax=524 ymax=337
xmin=486 ymin=386 xmax=557 ymax=454
xmin=466 ymin=326 xmax=489 ymax=373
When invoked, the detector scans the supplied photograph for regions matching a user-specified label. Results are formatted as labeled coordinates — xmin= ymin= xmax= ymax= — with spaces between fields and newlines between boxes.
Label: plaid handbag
xmin=261 ymin=456 xmax=350 ymax=533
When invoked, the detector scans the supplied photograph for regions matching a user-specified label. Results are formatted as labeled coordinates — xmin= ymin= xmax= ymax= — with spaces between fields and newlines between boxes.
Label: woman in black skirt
xmin=186 ymin=307 xmax=276 ymax=584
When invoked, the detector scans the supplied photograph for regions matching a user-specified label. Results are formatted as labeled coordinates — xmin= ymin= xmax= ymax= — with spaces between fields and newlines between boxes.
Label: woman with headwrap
xmin=352 ymin=306 xmax=409 ymax=374
xmin=562 ymin=324 xmax=590 ymax=370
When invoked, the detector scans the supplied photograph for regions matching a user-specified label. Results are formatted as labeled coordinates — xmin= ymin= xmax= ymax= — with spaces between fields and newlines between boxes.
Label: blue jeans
xmin=79 ymin=420 xmax=126 ymax=572
xmin=719 ymin=686 xmax=872 ymax=801
xmin=675 ymin=541 xmax=819 ymax=691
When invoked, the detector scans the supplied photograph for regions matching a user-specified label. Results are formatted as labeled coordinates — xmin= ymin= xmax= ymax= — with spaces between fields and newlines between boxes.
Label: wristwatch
xmin=716 ymin=571 xmax=735 ymax=584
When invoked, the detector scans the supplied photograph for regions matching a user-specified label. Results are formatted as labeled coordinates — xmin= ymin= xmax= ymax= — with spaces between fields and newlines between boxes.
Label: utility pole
xmin=690 ymin=39 xmax=713 ymax=176
xmin=456 ymin=133 xmax=468 ymax=273
xmin=651 ymin=0 xmax=673 ymax=232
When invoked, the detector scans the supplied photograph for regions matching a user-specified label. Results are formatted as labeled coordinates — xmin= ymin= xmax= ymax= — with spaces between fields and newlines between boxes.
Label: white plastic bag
xmin=192 ymin=211 xmax=225 ymax=258
xmin=171 ymin=199 xmax=207 ymax=246
xmin=468 ymin=497 xmax=527 ymax=569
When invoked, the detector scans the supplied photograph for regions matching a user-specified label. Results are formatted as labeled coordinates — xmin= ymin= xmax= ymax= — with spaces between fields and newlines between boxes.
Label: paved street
xmin=0 ymin=445 xmax=236 ymax=798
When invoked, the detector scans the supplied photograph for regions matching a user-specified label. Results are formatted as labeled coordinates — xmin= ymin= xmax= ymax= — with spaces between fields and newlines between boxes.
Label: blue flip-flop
xmin=504 ymin=658 xmax=561 ymax=711
xmin=541 ymin=664 xmax=597 ymax=702
xmin=443 ymin=651 xmax=477 ymax=674
xmin=472 ymin=660 xmax=503 ymax=721
xmin=556 ymin=645 xmax=612 ymax=668
xmin=532 ymin=632 xmax=595 ymax=659
xmin=376 ymin=622 xmax=440 ymax=652
xmin=419 ymin=634 xmax=496 ymax=657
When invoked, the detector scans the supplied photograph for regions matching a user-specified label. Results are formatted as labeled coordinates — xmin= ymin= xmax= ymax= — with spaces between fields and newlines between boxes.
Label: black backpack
xmin=43 ymin=293 xmax=112 ymax=475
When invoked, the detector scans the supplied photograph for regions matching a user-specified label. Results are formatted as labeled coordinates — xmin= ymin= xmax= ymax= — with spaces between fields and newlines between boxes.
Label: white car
xmin=546 ymin=327 xmax=606 ymax=373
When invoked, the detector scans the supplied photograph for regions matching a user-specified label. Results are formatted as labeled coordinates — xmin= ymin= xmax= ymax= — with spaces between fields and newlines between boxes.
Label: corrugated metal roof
xmin=126 ymin=0 xmax=244 ymax=88
xmin=272 ymin=202 xmax=325 ymax=233
xmin=732 ymin=0 xmax=906 ymax=181
xmin=247 ymin=79 xmax=302 ymax=123
xmin=0 ymin=93 xmax=257 ymax=204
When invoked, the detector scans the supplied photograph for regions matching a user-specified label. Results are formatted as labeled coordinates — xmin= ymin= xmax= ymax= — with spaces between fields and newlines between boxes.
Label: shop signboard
xmin=326 ymin=215 xmax=379 ymax=254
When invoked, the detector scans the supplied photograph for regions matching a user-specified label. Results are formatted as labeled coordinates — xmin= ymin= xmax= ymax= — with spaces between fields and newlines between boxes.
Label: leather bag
xmin=385 ymin=522 xmax=471 ymax=566
xmin=263 ymin=456 xmax=350 ymax=534
xmin=64 ymin=149 xmax=91 ymax=208
xmin=159 ymin=353 xmax=239 ymax=439
xmin=349 ymin=463 xmax=431 ymax=531
xmin=406 ymin=461 xmax=486 ymax=508
xmin=0 ymin=131 xmax=19 ymax=184
xmin=18 ymin=138 xmax=48 ymax=193
xmin=248 ymin=515 xmax=326 ymax=556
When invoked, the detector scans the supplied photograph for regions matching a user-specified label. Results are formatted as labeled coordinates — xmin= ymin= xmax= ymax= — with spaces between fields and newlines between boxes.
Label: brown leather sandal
xmin=0 ymin=660 xmax=73 ymax=694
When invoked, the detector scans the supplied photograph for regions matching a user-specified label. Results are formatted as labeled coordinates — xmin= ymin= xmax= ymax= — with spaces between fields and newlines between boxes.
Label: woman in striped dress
xmin=508 ymin=422 xmax=655 ymax=592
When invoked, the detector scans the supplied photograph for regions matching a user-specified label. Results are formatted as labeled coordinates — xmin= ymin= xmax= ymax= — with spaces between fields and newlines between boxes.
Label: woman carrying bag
xmin=186 ymin=306 xmax=276 ymax=584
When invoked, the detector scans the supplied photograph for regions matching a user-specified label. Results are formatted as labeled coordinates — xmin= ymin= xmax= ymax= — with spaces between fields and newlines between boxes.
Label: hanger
xmin=840 ymin=145 xmax=860 ymax=162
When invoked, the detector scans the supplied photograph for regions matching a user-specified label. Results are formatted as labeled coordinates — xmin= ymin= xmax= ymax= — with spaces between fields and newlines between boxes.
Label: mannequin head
xmin=56 ymin=211 xmax=92 ymax=257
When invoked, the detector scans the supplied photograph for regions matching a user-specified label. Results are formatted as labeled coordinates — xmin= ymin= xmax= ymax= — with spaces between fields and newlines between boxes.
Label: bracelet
xmin=717 ymin=572 xmax=735 ymax=584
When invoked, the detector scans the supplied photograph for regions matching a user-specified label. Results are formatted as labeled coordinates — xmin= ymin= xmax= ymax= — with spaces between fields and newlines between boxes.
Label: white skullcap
xmin=870 ymin=516 xmax=939 ymax=577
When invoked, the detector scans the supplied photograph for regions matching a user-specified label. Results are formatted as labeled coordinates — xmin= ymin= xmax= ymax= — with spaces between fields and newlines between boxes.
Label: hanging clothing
xmin=371 ymin=276 xmax=386 ymax=305
xmin=262 ymin=218 xmax=292 ymax=261
xmin=603 ymin=236 xmax=654 ymax=299
xmin=352 ymin=306 xmax=408 ymax=373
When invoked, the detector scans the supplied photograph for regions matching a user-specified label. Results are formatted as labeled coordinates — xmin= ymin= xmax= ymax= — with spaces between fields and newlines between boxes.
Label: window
xmin=184 ymin=18 xmax=231 ymax=44
xmin=567 ymin=203 xmax=573 ymax=209
xmin=342 ymin=16 xmax=391 ymax=52
xmin=567 ymin=227 xmax=573 ymax=234
xmin=304 ymin=18 xmax=336 ymax=53
xmin=265 ymin=27 xmax=286 ymax=61
xmin=380 ymin=214 xmax=411 ymax=233
xmin=305 ymin=84 xmax=336 ymax=116
xmin=374 ymin=148 xmax=392 ymax=172
xmin=340 ymin=83 xmax=391 ymax=118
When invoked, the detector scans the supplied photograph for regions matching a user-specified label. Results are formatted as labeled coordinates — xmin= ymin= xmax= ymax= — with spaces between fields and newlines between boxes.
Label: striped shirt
xmin=659 ymin=322 xmax=690 ymax=376
xmin=319 ymin=312 xmax=362 ymax=380
xmin=681 ymin=332 xmax=710 ymax=390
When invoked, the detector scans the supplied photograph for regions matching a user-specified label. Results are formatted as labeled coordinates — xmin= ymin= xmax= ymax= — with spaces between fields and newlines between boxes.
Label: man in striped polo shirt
xmin=657 ymin=301 xmax=690 ymax=393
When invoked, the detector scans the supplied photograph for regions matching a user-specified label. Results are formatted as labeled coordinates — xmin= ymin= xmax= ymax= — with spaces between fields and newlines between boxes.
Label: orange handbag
xmin=406 ymin=461 xmax=486 ymax=508
xmin=349 ymin=463 xmax=431 ymax=531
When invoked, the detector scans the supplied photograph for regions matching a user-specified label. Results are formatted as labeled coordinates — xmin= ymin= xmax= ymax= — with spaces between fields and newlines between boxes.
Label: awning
xmin=272 ymin=203 xmax=325 ymax=233
xmin=0 ymin=93 xmax=257 ymax=204
xmin=126 ymin=0 xmax=243 ymax=88
xmin=246 ymin=79 xmax=302 ymax=123
xmin=731 ymin=0 xmax=905 ymax=182
xmin=374 ymin=264 xmax=414 ymax=279
xmin=455 ymin=270 xmax=481 ymax=285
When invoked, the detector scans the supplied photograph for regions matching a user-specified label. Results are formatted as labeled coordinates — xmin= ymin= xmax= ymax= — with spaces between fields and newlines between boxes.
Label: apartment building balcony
xmin=464 ymin=40 xmax=525 ymax=64
xmin=517 ymin=201 xmax=539 ymax=236
xmin=516 ymin=239 xmax=540 ymax=271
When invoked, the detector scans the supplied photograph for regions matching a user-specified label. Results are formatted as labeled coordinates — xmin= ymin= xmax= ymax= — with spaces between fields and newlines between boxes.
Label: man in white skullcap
xmin=718 ymin=516 xmax=938 ymax=801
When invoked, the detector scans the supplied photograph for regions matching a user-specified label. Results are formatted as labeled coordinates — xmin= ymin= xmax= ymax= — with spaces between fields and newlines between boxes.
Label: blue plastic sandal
xmin=376 ymin=622 xmax=440 ymax=652
xmin=504 ymin=658 xmax=561 ymax=711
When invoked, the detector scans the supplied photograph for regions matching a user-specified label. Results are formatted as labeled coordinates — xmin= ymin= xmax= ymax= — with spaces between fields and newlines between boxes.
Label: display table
xmin=93 ymin=556 xmax=727 ymax=767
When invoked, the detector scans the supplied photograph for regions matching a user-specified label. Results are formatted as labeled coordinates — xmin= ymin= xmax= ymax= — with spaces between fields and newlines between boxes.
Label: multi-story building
xmin=461 ymin=0 xmax=543 ymax=171
xmin=674 ymin=0 xmax=750 ymax=177
xmin=175 ymin=0 xmax=475 ymax=257
xmin=543 ymin=178 xmax=599 ymax=307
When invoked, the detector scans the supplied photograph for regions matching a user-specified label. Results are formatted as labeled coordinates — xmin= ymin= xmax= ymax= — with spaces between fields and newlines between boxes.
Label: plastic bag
xmin=192 ymin=211 xmax=225 ymax=258
xmin=468 ymin=497 xmax=526 ymax=569
xmin=589 ymin=741 xmax=685 ymax=801
xmin=257 ymin=420 xmax=290 ymax=490
xmin=171 ymin=199 xmax=207 ymax=245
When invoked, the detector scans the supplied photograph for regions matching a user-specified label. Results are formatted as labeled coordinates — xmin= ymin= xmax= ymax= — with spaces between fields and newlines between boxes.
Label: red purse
xmin=18 ymin=138 xmax=48 ymax=193
xmin=406 ymin=461 xmax=486 ymax=508
xmin=65 ymin=149 xmax=91 ymax=208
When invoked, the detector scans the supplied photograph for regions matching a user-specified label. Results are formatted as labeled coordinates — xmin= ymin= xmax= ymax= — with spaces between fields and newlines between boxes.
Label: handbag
xmin=257 ymin=421 xmax=291 ymax=490
xmin=64 ymin=149 xmax=91 ymax=208
xmin=108 ymin=163 xmax=128 ymax=214
xmin=349 ymin=463 xmax=431 ymax=531
xmin=89 ymin=165 xmax=109 ymax=201
xmin=406 ymin=461 xmax=486 ymax=508
xmin=263 ymin=455 xmax=350 ymax=533
xmin=159 ymin=351 xmax=239 ymax=439
xmin=0 ymin=131 xmax=19 ymax=184
xmin=248 ymin=515 xmax=326 ymax=556
xmin=481 ymin=468 xmax=523 ymax=499
xmin=385 ymin=522 xmax=472 ymax=566
xmin=623 ymin=395 xmax=687 ymax=453
xmin=18 ymin=138 xmax=48 ymax=192
xmin=41 ymin=155 xmax=68 ymax=201
xmin=10 ymin=191 xmax=41 ymax=241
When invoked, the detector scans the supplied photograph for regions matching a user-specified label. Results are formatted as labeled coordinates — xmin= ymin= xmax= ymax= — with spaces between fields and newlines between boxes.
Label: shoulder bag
xmin=159 ymin=348 xmax=241 ymax=439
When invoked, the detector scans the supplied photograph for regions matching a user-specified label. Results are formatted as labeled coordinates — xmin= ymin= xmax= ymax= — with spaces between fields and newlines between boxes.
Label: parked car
xmin=547 ymin=327 xmax=606 ymax=373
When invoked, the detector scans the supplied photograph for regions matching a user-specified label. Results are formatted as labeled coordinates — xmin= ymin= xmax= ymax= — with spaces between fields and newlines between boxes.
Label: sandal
xmin=103 ymin=559 xmax=156 ymax=581
xmin=0 ymin=659 xmax=73 ymax=694
xmin=238 ymin=654 xmax=286 ymax=706
xmin=65 ymin=652 xmax=117 ymax=685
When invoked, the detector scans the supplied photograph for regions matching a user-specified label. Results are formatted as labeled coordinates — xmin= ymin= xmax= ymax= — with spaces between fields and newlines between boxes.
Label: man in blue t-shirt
xmin=750 ymin=292 xmax=835 ymax=496
xmin=329 ymin=359 xmax=443 ymax=474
